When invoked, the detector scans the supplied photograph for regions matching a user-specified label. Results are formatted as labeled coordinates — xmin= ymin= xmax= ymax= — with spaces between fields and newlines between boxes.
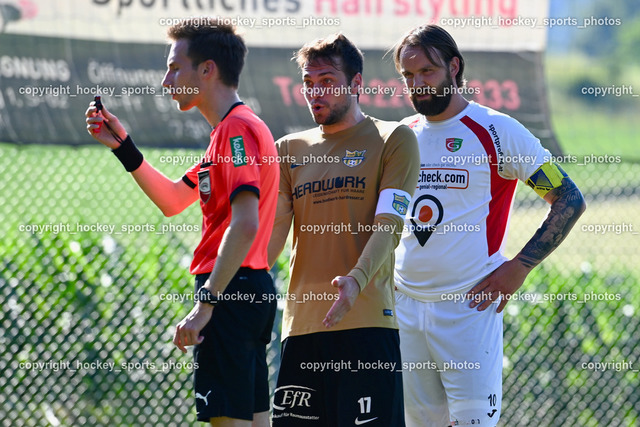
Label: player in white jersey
xmin=392 ymin=25 xmax=587 ymax=427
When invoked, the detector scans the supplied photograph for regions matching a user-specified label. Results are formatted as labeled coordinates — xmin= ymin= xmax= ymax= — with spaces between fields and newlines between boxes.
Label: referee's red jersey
xmin=182 ymin=103 xmax=279 ymax=274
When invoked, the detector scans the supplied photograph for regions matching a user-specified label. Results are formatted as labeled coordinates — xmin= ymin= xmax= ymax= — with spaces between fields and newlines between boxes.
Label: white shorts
xmin=396 ymin=291 xmax=503 ymax=427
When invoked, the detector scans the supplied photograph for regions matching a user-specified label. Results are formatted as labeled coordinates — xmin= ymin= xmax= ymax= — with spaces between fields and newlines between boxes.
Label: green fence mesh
xmin=0 ymin=143 xmax=638 ymax=426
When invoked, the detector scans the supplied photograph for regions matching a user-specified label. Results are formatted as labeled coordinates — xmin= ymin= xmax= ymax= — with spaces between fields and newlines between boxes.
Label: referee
xmin=85 ymin=20 xmax=278 ymax=426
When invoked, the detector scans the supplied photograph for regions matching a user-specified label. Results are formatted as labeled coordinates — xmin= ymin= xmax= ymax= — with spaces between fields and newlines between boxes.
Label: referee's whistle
xmin=92 ymin=95 xmax=103 ymax=133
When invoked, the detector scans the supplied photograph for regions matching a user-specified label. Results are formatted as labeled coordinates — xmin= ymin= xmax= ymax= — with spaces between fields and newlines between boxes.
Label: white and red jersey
xmin=394 ymin=101 xmax=552 ymax=301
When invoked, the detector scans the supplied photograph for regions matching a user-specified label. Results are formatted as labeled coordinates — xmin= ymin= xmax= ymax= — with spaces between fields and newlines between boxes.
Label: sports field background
xmin=1 ymin=8 xmax=639 ymax=427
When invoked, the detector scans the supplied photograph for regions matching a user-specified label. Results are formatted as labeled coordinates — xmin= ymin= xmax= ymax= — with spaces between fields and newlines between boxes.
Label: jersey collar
xmin=220 ymin=101 xmax=245 ymax=123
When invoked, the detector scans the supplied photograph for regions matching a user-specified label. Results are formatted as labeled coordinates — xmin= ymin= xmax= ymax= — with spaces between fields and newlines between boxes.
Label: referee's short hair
xmin=393 ymin=24 xmax=466 ymax=88
xmin=294 ymin=33 xmax=364 ymax=85
xmin=167 ymin=19 xmax=247 ymax=88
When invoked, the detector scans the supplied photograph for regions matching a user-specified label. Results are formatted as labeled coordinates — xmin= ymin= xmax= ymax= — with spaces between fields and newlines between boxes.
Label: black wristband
xmin=112 ymin=135 xmax=144 ymax=172
xmin=196 ymin=287 xmax=218 ymax=305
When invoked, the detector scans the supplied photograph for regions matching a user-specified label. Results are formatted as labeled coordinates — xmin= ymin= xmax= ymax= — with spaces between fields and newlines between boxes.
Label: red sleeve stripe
xmin=460 ymin=115 xmax=518 ymax=257
xmin=407 ymin=117 xmax=421 ymax=129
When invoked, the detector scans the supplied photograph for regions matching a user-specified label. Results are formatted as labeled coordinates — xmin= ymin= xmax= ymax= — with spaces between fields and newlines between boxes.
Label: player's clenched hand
xmin=173 ymin=303 xmax=214 ymax=354
xmin=85 ymin=102 xmax=127 ymax=149
xmin=466 ymin=258 xmax=532 ymax=313
xmin=323 ymin=276 xmax=360 ymax=328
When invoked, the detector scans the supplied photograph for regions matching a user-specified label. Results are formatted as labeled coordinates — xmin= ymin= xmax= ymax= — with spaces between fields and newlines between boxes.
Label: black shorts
xmin=193 ymin=268 xmax=276 ymax=422
xmin=272 ymin=328 xmax=405 ymax=426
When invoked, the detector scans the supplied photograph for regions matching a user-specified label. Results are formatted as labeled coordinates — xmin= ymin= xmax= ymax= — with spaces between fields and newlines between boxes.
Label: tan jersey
xmin=273 ymin=116 xmax=420 ymax=339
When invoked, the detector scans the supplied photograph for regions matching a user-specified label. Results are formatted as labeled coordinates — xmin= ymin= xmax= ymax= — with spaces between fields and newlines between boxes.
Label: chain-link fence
xmin=0 ymin=143 xmax=638 ymax=426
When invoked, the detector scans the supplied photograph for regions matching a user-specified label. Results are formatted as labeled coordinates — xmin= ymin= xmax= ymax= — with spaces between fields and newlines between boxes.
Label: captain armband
xmin=526 ymin=162 xmax=568 ymax=198
xmin=375 ymin=188 xmax=412 ymax=218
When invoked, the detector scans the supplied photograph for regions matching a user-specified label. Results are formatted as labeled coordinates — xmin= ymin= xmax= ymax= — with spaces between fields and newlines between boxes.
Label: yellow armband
xmin=526 ymin=162 xmax=568 ymax=198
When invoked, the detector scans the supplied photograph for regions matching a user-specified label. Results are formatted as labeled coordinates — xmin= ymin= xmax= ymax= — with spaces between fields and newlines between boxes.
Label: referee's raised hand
xmin=85 ymin=101 xmax=127 ymax=149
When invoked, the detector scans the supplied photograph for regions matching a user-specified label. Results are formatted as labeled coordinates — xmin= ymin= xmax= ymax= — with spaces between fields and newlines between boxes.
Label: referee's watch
xmin=196 ymin=287 xmax=218 ymax=306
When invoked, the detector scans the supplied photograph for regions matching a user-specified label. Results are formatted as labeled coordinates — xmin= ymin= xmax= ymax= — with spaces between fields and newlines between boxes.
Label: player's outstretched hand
xmin=85 ymin=101 xmax=127 ymax=149
xmin=323 ymin=276 xmax=360 ymax=328
xmin=173 ymin=303 xmax=214 ymax=354
xmin=466 ymin=258 xmax=532 ymax=313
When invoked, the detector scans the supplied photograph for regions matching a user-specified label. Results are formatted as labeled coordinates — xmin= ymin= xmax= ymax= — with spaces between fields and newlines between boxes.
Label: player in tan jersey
xmin=268 ymin=34 xmax=419 ymax=426
xmin=275 ymin=118 xmax=418 ymax=338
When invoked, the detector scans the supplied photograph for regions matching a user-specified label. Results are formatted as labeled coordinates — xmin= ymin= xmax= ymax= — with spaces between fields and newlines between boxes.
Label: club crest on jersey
xmin=342 ymin=149 xmax=366 ymax=167
xmin=392 ymin=193 xmax=409 ymax=215
xmin=446 ymin=138 xmax=463 ymax=152
xmin=197 ymin=169 xmax=211 ymax=203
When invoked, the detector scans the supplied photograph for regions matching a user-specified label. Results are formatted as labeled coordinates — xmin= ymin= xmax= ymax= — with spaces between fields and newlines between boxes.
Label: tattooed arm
xmin=516 ymin=177 xmax=586 ymax=269
xmin=466 ymin=164 xmax=587 ymax=313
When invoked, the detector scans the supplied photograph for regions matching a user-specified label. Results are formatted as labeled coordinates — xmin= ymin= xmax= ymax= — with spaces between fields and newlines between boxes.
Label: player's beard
xmin=311 ymin=95 xmax=352 ymax=126
xmin=411 ymin=74 xmax=454 ymax=117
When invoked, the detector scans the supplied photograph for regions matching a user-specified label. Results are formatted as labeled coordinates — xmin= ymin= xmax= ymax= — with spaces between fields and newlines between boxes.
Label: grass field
xmin=1 ymin=142 xmax=636 ymax=280
xmin=545 ymin=54 xmax=640 ymax=162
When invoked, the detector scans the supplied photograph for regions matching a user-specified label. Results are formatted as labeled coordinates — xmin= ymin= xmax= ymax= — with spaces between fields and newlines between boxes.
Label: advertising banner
xmin=0 ymin=0 xmax=559 ymax=153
